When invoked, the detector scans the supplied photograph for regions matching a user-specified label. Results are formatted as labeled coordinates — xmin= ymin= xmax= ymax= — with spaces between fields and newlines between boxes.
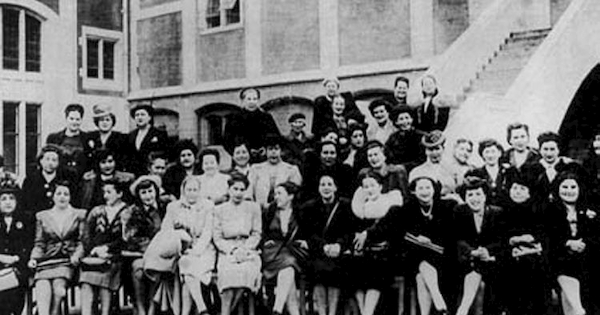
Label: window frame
xmin=0 ymin=5 xmax=42 ymax=74
xmin=80 ymin=25 xmax=123 ymax=91
xmin=0 ymin=101 xmax=41 ymax=176
xmin=200 ymin=0 xmax=244 ymax=35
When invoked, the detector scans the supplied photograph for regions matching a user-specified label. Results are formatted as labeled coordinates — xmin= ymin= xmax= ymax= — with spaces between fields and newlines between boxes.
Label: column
xmin=319 ymin=0 xmax=339 ymax=71
xmin=182 ymin=0 xmax=197 ymax=87
xmin=410 ymin=0 xmax=435 ymax=58
xmin=245 ymin=0 xmax=262 ymax=79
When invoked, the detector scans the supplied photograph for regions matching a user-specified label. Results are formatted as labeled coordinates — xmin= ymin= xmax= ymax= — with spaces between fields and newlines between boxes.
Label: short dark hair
xmin=552 ymin=171 xmax=584 ymax=204
xmin=358 ymin=169 xmax=384 ymax=186
xmin=64 ymin=103 xmax=84 ymax=117
xmin=506 ymin=123 xmax=530 ymax=144
xmin=394 ymin=76 xmax=410 ymax=88
xmin=102 ymin=178 xmax=127 ymax=194
xmin=147 ymin=151 xmax=167 ymax=167
xmin=537 ymin=132 xmax=560 ymax=148
xmin=37 ymin=145 xmax=62 ymax=167
xmin=277 ymin=181 xmax=299 ymax=196
xmin=174 ymin=139 xmax=199 ymax=158
xmin=368 ymin=99 xmax=391 ymax=114
xmin=409 ymin=176 xmax=442 ymax=200
xmin=239 ymin=87 xmax=261 ymax=100
xmin=93 ymin=113 xmax=116 ymax=127
xmin=458 ymin=176 xmax=489 ymax=200
xmin=390 ymin=105 xmax=414 ymax=123
xmin=227 ymin=172 xmax=250 ymax=189
xmin=455 ymin=138 xmax=473 ymax=151
xmin=199 ymin=148 xmax=221 ymax=164
xmin=478 ymin=138 xmax=504 ymax=157
xmin=134 ymin=179 xmax=159 ymax=200
xmin=318 ymin=140 xmax=338 ymax=154
xmin=365 ymin=139 xmax=384 ymax=152
xmin=52 ymin=179 xmax=72 ymax=196
xmin=94 ymin=148 xmax=117 ymax=172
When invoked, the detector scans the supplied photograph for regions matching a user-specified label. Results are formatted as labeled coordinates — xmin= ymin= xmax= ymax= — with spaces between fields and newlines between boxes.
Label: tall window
xmin=81 ymin=26 xmax=122 ymax=91
xmin=1 ymin=102 xmax=40 ymax=174
xmin=1 ymin=6 xmax=42 ymax=72
xmin=205 ymin=0 xmax=241 ymax=30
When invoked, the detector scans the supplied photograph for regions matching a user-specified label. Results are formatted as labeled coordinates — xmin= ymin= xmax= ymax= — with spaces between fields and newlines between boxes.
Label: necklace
xmin=420 ymin=204 xmax=433 ymax=219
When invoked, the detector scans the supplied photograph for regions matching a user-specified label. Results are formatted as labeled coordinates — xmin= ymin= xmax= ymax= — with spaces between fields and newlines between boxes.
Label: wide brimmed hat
xmin=92 ymin=103 xmax=114 ymax=118
xmin=0 ymin=175 xmax=20 ymax=195
xmin=129 ymin=103 xmax=154 ymax=118
xmin=421 ymin=130 xmax=446 ymax=148
xmin=130 ymin=175 xmax=162 ymax=196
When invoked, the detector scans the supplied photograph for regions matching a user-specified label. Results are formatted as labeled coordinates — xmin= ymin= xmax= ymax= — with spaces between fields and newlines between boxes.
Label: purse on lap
xmin=0 ymin=267 xmax=20 ymax=292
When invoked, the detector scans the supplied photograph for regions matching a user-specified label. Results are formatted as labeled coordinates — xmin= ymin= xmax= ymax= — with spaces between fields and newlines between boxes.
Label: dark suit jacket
xmin=358 ymin=164 xmax=409 ymax=199
xmin=414 ymin=102 xmax=450 ymax=132
xmin=312 ymin=93 xmax=364 ymax=138
xmin=223 ymin=108 xmax=280 ymax=154
xmin=453 ymin=204 xmax=505 ymax=272
xmin=162 ymin=164 xmax=202 ymax=199
xmin=299 ymin=197 xmax=355 ymax=256
xmin=46 ymin=129 xmax=91 ymax=179
xmin=466 ymin=166 xmax=510 ymax=206
xmin=522 ymin=158 xmax=582 ymax=204
xmin=0 ymin=212 xmax=34 ymax=281
xmin=84 ymin=130 xmax=129 ymax=170
xmin=21 ymin=170 xmax=73 ymax=214
xmin=127 ymin=127 xmax=169 ymax=176
xmin=499 ymin=148 xmax=539 ymax=170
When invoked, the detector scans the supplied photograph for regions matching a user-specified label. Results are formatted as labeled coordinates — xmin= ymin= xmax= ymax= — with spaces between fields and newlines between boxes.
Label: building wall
xmin=140 ymin=0 xmax=178 ymax=9
xmin=338 ymin=0 xmax=411 ymax=66
xmin=36 ymin=0 xmax=59 ymax=13
xmin=551 ymin=0 xmax=573 ymax=25
xmin=78 ymin=0 xmax=122 ymax=31
xmin=197 ymin=29 xmax=246 ymax=82
xmin=433 ymin=0 xmax=470 ymax=54
xmin=137 ymin=12 xmax=182 ymax=89
xmin=261 ymin=0 xmax=320 ymax=75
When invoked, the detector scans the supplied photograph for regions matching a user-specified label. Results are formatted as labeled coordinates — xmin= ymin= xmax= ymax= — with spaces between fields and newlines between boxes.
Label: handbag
xmin=80 ymin=257 xmax=111 ymax=272
xmin=0 ymin=267 xmax=20 ymax=292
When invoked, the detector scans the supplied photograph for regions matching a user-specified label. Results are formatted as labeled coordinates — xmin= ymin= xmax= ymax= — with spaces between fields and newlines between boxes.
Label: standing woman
xmin=161 ymin=176 xmax=216 ymax=315
xmin=213 ymin=173 xmax=262 ymax=315
xmin=0 ymin=177 xmax=34 ymax=315
xmin=300 ymin=174 xmax=354 ymax=315
xmin=127 ymin=103 xmax=169 ymax=177
xmin=84 ymin=103 xmax=128 ymax=171
xmin=122 ymin=175 xmax=166 ymax=315
xmin=404 ymin=176 xmax=454 ymax=315
xmin=79 ymin=180 xmax=129 ymax=315
xmin=546 ymin=172 xmax=596 ymax=315
xmin=198 ymin=148 xmax=231 ymax=205
xmin=28 ymin=180 xmax=86 ymax=315
xmin=262 ymin=182 xmax=308 ymax=315
xmin=412 ymin=75 xmax=454 ymax=132
xmin=348 ymin=170 xmax=403 ymax=315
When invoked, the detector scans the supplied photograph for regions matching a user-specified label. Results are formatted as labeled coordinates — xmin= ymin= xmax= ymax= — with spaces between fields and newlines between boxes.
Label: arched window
xmin=1 ymin=5 xmax=42 ymax=72
xmin=196 ymin=103 xmax=241 ymax=147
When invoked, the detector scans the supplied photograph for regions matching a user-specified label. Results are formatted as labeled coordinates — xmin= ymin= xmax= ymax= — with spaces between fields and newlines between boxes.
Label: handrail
xmin=423 ymin=0 xmax=520 ymax=97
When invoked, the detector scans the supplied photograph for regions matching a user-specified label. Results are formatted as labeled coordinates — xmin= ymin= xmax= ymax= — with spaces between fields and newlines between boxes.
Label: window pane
xmin=87 ymin=38 xmax=99 ymax=78
xmin=103 ymin=41 xmax=115 ymax=80
xmin=26 ymin=104 xmax=40 ymax=174
xmin=225 ymin=0 xmax=240 ymax=25
xmin=206 ymin=0 xmax=221 ymax=28
xmin=2 ymin=8 xmax=20 ymax=70
xmin=3 ymin=102 xmax=19 ymax=173
xmin=25 ymin=13 xmax=41 ymax=72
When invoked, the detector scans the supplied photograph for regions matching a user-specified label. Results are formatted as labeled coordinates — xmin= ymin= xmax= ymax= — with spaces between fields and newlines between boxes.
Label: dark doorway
xmin=558 ymin=63 xmax=600 ymax=161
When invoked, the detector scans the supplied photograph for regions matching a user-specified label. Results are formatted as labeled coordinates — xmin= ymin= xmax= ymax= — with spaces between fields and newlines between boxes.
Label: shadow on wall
xmin=558 ymin=63 xmax=600 ymax=161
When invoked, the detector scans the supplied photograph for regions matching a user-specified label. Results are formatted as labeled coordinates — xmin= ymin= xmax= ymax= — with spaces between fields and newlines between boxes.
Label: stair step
xmin=476 ymin=68 xmax=521 ymax=81
xmin=483 ymin=57 xmax=529 ymax=72
xmin=509 ymin=28 xmax=552 ymax=40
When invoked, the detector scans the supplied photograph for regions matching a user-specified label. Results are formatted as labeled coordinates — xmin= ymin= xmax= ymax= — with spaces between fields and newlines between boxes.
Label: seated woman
xmin=213 ymin=173 xmax=262 ymax=315
xmin=348 ymin=170 xmax=402 ymax=315
xmin=22 ymin=145 xmax=70 ymax=214
xmin=162 ymin=176 xmax=216 ymax=315
xmin=28 ymin=180 xmax=86 ymax=315
xmin=198 ymin=148 xmax=230 ymax=205
xmin=453 ymin=177 xmax=505 ymax=315
xmin=300 ymin=174 xmax=354 ymax=315
xmin=502 ymin=170 xmax=550 ymax=315
xmin=262 ymin=182 xmax=307 ymax=315
xmin=0 ymin=177 xmax=34 ymax=315
xmin=79 ymin=148 xmax=135 ymax=210
xmin=80 ymin=179 xmax=129 ymax=315
xmin=404 ymin=176 xmax=454 ymax=315
xmin=122 ymin=175 xmax=166 ymax=315
xmin=546 ymin=172 xmax=595 ymax=315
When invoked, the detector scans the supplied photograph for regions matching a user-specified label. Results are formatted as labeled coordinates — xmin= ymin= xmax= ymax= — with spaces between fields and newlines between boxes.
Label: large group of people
xmin=1 ymin=74 xmax=600 ymax=315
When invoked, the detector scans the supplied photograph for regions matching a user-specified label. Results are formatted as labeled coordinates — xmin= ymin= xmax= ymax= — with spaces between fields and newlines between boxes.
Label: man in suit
xmin=127 ymin=103 xmax=170 ymax=176
xmin=454 ymin=177 xmax=505 ymax=315
xmin=85 ymin=103 xmax=128 ymax=171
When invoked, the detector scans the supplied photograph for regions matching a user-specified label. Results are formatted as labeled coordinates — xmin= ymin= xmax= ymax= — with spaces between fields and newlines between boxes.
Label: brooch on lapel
xmin=89 ymin=140 xmax=95 ymax=148
xmin=151 ymin=137 xmax=158 ymax=143
xmin=15 ymin=222 xmax=23 ymax=230
xmin=586 ymin=209 xmax=597 ymax=219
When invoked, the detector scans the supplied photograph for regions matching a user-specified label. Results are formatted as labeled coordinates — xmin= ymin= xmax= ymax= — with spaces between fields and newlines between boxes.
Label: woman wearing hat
xmin=121 ymin=175 xmax=166 ymax=315
xmin=28 ymin=180 xmax=86 ymax=315
xmin=22 ymin=145 xmax=73 ymax=214
xmin=312 ymin=77 xmax=363 ymax=138
xmin=85 ymin=103 xmax=128 ymax=171
xmin=0 ymin=176 xmax=34 ymax=315
xmin=127 ymin=103 xmax=169 ymax=176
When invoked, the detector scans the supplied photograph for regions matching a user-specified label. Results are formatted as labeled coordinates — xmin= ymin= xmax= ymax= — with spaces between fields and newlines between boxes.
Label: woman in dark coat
xmin=127 ymin=104 xmax=170 ymax=177
xmin=28 ymin=180 xmax=86 ymax=315
xmin=404 ymin=176 xmax=454 ymax=315
xmin=0 ymin=177 xmax=34 ymax=315
xmin=262 ymin=182 xmax=307 ymax=315
xmin=501 ymin=170 xmax=550 ymax=315
xmin=84 ymin=103 xmax=129 ymax=172
xmin=312 ymin=77 xmax=364 ymax=139
xmin=300 ymin=174 xmax=354 ymax=315
xmin=465 ymin=139 xmax=510 ymax=206
xmin=348 ymin=170 xmax=403 ymax=315
xmin=545 ymin=172 xmax=598 ymax=315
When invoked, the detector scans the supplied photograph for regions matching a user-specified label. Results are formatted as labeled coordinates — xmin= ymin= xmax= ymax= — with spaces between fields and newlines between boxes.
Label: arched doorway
xmin=353 ymin=88 xmax=394 ymax=128
xmin=154 ymin=108 xmax=180 ymax=144
xmin=261 ymin=96 xmax=314 ymax=136
xmin=558 ymin=63 xmax=600 ymax=161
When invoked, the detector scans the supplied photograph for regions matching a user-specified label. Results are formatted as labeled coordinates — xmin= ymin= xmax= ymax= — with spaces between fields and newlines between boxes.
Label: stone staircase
xmin=464 ymin=28 xmax=551 ymax=96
